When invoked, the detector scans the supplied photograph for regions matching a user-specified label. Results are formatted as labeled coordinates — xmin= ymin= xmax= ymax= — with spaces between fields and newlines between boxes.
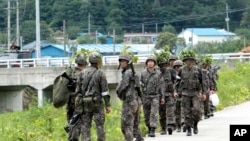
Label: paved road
xmin=144 ymin=101 xmax=250 ymax=141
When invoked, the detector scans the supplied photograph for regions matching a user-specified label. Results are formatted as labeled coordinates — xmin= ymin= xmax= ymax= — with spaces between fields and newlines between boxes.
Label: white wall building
xmin=178 ymin=28 xmax=239 ymax=46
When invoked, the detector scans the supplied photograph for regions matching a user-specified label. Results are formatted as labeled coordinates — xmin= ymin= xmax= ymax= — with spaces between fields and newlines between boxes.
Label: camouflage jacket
xmin=201 ymin=68 xmax=210 ymax=92
xmin=160 ymin=68 xmax=176 ymax=95
xmin=140 ymin=68 xmax=165 ymax=99
xmin=178 ymin=65 xmax=207 ymax=95
xmin=76 ymin=66 xmax=110 ymax=107
xmin=208 ymin=68 xmax=217 ymax=91
xmin=116 ymin=67 xmax=141 ymax=102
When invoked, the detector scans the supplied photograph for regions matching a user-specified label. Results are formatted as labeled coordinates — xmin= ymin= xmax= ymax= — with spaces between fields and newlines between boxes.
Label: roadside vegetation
xmin=1 ymin=61 xmax=250 ymax=140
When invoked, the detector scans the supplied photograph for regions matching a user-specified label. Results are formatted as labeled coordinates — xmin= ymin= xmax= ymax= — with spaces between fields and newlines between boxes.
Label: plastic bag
xmin=209 ymin=93 xmax=220 ymax=106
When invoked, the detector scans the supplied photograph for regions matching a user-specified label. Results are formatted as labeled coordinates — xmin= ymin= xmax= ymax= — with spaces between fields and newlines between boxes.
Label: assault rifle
xmin=129 ymin=61 xmax=142 ymax=97
xmin=64 ymin=114 xmax=81 ymax=133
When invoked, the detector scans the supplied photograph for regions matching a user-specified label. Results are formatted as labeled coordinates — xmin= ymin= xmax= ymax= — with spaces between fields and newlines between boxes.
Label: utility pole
xmin=63 ymin=20 xmax=66 ymax=57
xmin=7 ymin=0 xmax=11 ymax=50
xmin=95 ymin=30 xmax=98 ymax=44
xmin=113 ymin=28 xmax=116 ymax=55
xmin=142 ymin=23 xmax=144 ymax=34
xmin=88 ymin=13 xmax=90 ymax=34
xmin=16 ymin=0 xmax=20 ymax=46
xmin=155 ymin=23 xmax=158 ymax=33
xmin=36 ymin=0 xmax=41 ymax=58
xmin=225 ymin=3 xmax=230 ymax=31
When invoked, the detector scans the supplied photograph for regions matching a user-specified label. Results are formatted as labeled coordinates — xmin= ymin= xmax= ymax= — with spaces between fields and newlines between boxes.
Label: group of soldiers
xmin=63 ymin=50 xmax=218 ymax=141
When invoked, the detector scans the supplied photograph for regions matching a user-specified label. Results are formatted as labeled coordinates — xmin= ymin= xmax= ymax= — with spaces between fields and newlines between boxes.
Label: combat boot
xmin=186 ymin=126 xmax=192 ymax=136
xmin=148 ymin=127 xmax=155 ymax=137
xmin=176 ymin=125 xmax=181 ymax=132
xmin=182 ymin=125 xmax=186 ymax=132
xmin=204 ymin=112 xmax=210 ymax=119
xmin=193 ymin=122 xmax=198 ymax=134
xmin=160 ymin=128 xmax=166 ymax=135
xmin=167 ymin=124 xmax=173 ymax=135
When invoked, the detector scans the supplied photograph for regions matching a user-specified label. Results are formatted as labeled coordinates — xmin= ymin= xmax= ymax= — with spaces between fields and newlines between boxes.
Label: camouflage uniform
xmin=173 ymin=60 xmax=184 ymax=132
xmin=78 ymin=53 xmax=110 ymax=141
xmin=67 ymin=55 xmax=88 ymax=141
xmin=201 ymin=68 xmax=210 ymax=119
xmin=116 ymin=54 xmax=144 ymax=141
xmin=158 ymin=62 xmax=176 ymax=135
xmin=208 ymin=67 xmax=218 ymax=116
xmin=178 ymin=62 xmax=206 ymax=136
xmin=140 ymin=56 xmax=164 ymax=137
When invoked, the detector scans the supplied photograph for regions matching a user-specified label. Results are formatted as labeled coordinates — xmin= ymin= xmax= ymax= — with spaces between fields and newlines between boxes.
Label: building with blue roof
xmin=178 ymin=28 xmax=239 ymax=46
xmin=27 ymin=44 xmax=155 ymax=58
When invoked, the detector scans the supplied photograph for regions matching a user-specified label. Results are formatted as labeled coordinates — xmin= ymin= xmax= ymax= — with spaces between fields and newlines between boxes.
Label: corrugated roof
xmin=186 ymin=28 xmax=235 ymax=36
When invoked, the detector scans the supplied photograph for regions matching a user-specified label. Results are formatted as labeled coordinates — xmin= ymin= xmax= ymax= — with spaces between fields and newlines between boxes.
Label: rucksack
xmin=53 ymin=67 xmax=73 ymax=108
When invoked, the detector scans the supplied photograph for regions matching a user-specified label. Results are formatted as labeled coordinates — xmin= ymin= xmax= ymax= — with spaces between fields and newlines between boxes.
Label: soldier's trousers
xmin=121 ymin=99 xmax=143 ymax=141
xmin=203 ymin=92 xmax=210 ymax=116
xmin=142 ymin=96 xmax=159 ymax=128
xmin=68 ymin=120 xmax=81 ymax=141
xmin=81 ymin=104 xmax=105 ymax=141
xmin=175 ymin=98 xmax=184 ymax=126
xmin=159 ymin=95 xmax=175 ymax=129
xmin=182 ymin=94 xmax=202 ymax=128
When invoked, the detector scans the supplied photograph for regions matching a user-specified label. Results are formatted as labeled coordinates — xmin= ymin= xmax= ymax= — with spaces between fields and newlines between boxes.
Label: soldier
xmin=66 ymin=55 xmax=88 ymax=141
xmin=158 ymin=59 xmax=177 ymax=135
xmin=116 ymin=54 xmax=144 ymax=141
xmin=178 ymin=50 xmax=206 ymax=136
xmin=207 ymin=60 xmax=218 ymax=117
xmin=201 ymin=59 xmax=211 ymax=119
xmin=173 ymin=60 xmax=184 ymax=132
xmin=140 ymin=56 xmax=165 ymax=137
xmin=77 ymin=52 xmax=111 ymax=141
xmin=169 ymin=55 xmax=178 ymax=68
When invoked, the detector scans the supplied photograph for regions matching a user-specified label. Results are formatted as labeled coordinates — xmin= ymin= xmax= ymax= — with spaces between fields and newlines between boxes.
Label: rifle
xmin=64 ymin=114 xmax=81 ymax=133
xmin=129 ymin=61 xmax=142 ymax=97
xmin=61 ymin=72 xmax=76 ymax=92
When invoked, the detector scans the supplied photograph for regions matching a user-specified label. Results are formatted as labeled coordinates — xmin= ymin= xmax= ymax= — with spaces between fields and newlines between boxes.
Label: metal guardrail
xmin=0 ymin=53 xmax=250 ymax=68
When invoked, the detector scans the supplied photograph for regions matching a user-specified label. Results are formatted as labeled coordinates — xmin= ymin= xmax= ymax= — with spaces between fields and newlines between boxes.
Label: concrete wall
xmin=0 ymin=90 xmax=23 ymax=113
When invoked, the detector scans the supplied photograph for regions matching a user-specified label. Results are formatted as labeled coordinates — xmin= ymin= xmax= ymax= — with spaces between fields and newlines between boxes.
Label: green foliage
xmin=179 ymin=49 xmax=196 ymax=60
xmin=154 ymin=45 xmax=171 ymax=64
xmin=0 ymin=101 xmax=147 ymax=141
xmin=216 ymin=62 xmax=250 ymax=110
xmin=202 ymin=55 xmax=213 ymax=64
xmin=121 ymin=45 xmax=138 ymax=63
xmin=162 ymin=24 xmax=177 ymax=34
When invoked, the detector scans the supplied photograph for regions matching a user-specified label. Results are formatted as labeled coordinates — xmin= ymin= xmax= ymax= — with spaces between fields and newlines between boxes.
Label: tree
xmin=162 ymin=24 xmax=176 ymax=34
xmin=155 ymin=32 xmax=179 ymax=54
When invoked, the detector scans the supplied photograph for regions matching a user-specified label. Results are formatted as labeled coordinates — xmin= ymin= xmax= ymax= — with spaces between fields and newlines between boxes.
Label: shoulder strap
xmin=83 ymin=69 xmax=98 ymax=93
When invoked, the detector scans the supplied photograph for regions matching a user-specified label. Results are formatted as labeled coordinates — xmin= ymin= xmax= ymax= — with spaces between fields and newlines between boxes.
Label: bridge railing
xmin=0 ymin=53 xmax=250 ymax=68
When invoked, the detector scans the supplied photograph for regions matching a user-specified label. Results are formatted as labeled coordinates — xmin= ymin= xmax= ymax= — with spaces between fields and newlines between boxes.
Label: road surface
xmin=144 ymin=101 xmax=250 ymax=141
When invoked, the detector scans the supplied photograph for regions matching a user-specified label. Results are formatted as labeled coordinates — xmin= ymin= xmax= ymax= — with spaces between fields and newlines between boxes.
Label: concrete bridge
xmin=0 ymin=64 xmax=144 ymax=113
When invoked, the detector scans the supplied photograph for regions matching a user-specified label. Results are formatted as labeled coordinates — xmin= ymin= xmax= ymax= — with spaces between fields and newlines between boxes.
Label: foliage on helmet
xmin=203 ymin=55 xmax=213 ymax=64
xmin=89 ymin=50 xmax=102 ymax=64
xmin=180 ymin=50 xmax=196 ymax=61
xmin=120 ymin=45 xmax=138 ymax=63
xmin=154 ymin=45 xmax=171 ymax=64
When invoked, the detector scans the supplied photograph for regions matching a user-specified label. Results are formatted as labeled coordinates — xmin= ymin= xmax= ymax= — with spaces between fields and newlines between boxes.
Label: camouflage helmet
xmin=118 ymin=54 xmax=132 ymax=62
xmin=157 ymin=58 xmax=168 ymax=66
xmin=145 ymin=56 xmax=156 ymax=65
xmin=75 ymin=54 xmax=88 ymax=65
xmin=173 ymin=60 xmax=183 ymax=67
xmin=89 ymin=52 xmax=102 ymax=63
xmin=169 ymin=55 xmax=178 ymax=61
xmin=180 ymin=50 xmax=196 ymax=61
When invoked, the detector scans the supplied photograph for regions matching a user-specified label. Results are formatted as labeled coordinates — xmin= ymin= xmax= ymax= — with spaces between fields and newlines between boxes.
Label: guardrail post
xmin=7 ymin=60 xmax=10 ymax=68
xmin=33 ymin=59 xmax=37 ymax=67
xmin=46 ymin=58 xmax=50 ymax=67
xmin=20 ymin=59 xmax=23 ymax=68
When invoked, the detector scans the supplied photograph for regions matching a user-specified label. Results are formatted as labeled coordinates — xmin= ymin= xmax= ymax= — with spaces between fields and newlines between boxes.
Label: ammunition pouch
xmin=82 ymin=94 xmax=101 ymax=112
